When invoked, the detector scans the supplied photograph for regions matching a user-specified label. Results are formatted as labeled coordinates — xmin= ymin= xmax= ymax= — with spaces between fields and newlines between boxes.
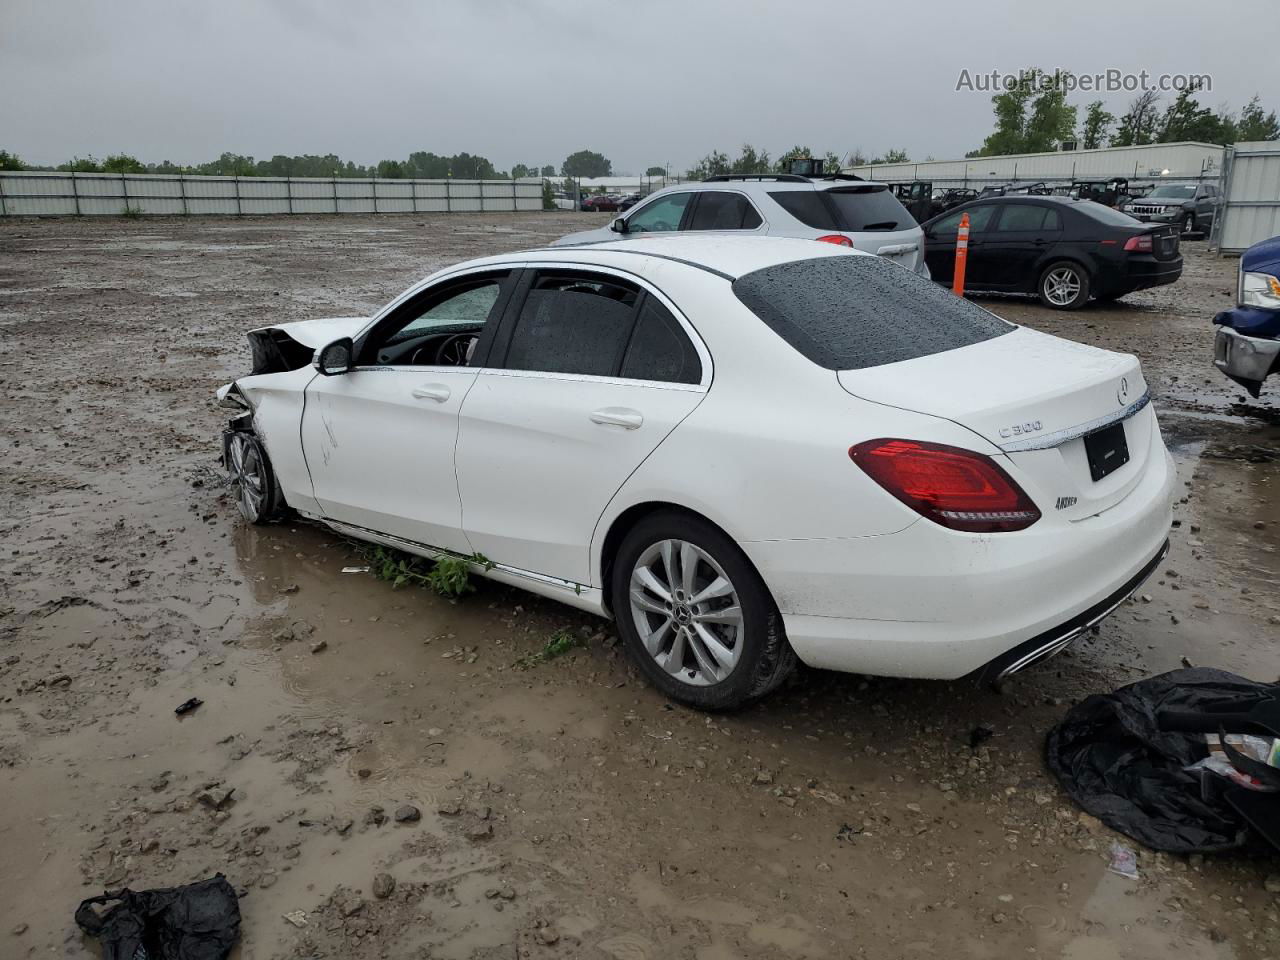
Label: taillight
xmin=816 ymin=234 xmax=853 ymax=247
xmin=1123 ymin=234 xmax=1153 ymax=253
xmin=848 ymin=439 xmax=1041 ymax=533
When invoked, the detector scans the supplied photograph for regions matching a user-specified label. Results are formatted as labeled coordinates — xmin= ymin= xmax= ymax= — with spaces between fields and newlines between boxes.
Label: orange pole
xmin=952 ymin=212 xmax=970 ymax=297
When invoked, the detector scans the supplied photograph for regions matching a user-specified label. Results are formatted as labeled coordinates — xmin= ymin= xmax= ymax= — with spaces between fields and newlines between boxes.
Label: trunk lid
xmin=1139 ymin=223 xmax=1180 ymax=260
xmin=837 ymin=327 xmax=1155 ymax=520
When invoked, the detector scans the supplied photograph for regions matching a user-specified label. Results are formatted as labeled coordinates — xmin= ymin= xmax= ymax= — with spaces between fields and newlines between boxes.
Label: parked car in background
xmin=618 ymin=193 xmax=642 ymax=211
xmin=553 ymin=173 xmax=930 ymax=276
xmin=551 ymin=191 xmax=575 ymax=211
xmin=921 ymin=196 xmax=1182 ymax=310
xmin=1213 ymin=235 xmax=1280 ymax=397
xmin=581 ymin=194 xmax=624 ymax=212
xmin=1121 ymin=182 xmax=1219 ymax=236
xmin=217 ymin=235 xmax=1173 ymax=709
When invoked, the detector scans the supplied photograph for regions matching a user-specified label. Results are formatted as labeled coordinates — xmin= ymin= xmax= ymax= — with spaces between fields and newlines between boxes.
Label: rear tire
xmin=610 ymin=510 xmax=796 ymax=711
xmin=226 ymin=431 xmax=285 ymax=525
xmin=1038 ymin=261 xmax=1091 ymax=310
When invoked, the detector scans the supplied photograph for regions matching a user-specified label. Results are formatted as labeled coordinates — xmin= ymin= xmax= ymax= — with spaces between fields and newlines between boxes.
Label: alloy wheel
xmin=1043 ymin=267 xmax=1082 ymax=307
xmin=628 ymin=539 xmax=743 ymax=687
xmin=227 ymin=433 xmax=266 ymax=521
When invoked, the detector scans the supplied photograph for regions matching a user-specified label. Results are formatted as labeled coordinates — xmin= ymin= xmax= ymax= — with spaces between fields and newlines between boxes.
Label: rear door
xmin=455 ymin=266 xmax=709 ymax=586
xmin=981 ymin=203 xmax=1063 ymax=290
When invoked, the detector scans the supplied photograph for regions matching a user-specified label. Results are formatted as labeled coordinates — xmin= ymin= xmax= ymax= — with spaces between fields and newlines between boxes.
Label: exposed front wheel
xmin=1038 ymin=261 xmax=1091 ymax=310
xmin=610 ymin=511 xmax=796 ymax=711
xmin=1180 ymin=213 xmax=1196 ymax=236
xmin=226 ymin=431 xmax=285 ymax=524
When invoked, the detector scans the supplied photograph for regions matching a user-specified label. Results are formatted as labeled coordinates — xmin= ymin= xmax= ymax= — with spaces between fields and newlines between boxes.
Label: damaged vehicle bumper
xmin=1214 ymin=322 xmax=1280 ymax=397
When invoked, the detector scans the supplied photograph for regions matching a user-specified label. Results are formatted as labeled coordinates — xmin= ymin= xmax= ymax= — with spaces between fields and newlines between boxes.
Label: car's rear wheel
xmin=610 ymin=511 xmax=795 ymax=711
xmin=1039 ymin=261 xmax=1091 ymax=310
xmin=226 ymin=431 xmax=284 ymax=524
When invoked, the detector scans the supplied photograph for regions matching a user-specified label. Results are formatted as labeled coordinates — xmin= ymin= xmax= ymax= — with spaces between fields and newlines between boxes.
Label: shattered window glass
xmin=732 ymin=255 xmax=1014 ymax=371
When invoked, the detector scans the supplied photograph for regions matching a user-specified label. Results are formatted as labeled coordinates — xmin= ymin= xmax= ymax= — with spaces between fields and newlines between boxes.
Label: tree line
xmin=0 ymin=147 xmax=627 ymax=180
xmin=681 ymin=144 xmax=911 ymax=180
xmin=969 ymin=69 xmax=1279 ymax=158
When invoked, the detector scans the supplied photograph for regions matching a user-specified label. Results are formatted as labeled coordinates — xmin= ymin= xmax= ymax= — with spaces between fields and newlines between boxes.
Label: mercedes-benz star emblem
xmin=1117 ymin=377 xmax=1130 ymax=405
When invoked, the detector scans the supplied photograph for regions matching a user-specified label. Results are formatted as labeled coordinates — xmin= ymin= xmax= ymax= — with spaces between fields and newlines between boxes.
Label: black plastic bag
xmin=75 ymin=874 xmax=240 ymax=960
xmin=1046 ymin=667 xmax=1278 ymax=854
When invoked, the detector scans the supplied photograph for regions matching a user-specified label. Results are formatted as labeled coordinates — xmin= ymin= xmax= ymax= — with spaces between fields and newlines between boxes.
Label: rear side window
xmin=732 ymin=255 xmax=1013 ymax=371
xmin=995 ymin=205 xmax=1058 ymax=231
xmin=620 ymin=298 xmax=702 ymax=384
xmin=769 ymin=186 xmax=913 ymax=232
xmin=688 ymin=192 xmax=763 ymax=231
xmin=503 ymin=273 xmax=639 ymax=376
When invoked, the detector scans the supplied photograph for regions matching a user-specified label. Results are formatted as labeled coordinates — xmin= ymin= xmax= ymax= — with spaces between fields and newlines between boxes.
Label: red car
xmin=581 ymin=194 xmax=623 ymax=212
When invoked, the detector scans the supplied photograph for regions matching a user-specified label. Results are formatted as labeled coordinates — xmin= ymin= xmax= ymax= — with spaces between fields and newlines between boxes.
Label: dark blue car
xmin=1214 ymin=235 xmax=1280 ymax=397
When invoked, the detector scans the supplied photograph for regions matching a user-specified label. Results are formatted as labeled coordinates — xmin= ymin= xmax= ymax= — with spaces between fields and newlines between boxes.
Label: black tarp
xmin=1046 ymin=667 xmax=1278 ymax=854
xmin=75 ymin=874 xmax=240 ymax=960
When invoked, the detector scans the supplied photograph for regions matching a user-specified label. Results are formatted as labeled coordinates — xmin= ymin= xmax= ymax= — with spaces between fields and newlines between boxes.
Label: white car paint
xmin=553 ymin=180 xmax=931 ymax=277
xmin=219 ymin=234 xmax=1174 ymax=687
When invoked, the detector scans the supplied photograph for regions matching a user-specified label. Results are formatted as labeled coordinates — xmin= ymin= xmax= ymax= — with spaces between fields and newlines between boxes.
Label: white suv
xmin=553 ymin=173 xmax=929 ymax=276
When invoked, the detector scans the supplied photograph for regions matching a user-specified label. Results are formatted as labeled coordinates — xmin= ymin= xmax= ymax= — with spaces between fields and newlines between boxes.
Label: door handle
xmin=411 ymin=383 xmax=451 ymax=402
xmin=590 ymin=407 xmax=643 ymax=430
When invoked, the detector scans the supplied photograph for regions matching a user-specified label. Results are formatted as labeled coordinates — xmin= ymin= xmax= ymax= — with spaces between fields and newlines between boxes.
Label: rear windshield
xmin=732 ymin=255 xmax=1014 ymax=371
xmin=1081 ymin=201 xmax=1143 ymax=226
xmin=769 ymin=186 xmax=914 ymax=232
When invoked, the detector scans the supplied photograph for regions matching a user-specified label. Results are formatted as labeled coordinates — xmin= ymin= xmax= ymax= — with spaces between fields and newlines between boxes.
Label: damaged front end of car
xmin=215 ymin=317 xmax=368 ymax=522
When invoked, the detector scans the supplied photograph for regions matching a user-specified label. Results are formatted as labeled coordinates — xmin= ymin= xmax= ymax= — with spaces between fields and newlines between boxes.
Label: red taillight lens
xmin=816 ymin=234 xmax=854 ymax=247
xmin=849 ymin=439 xmax=1041 ymax=533
xmin=1123 ymin=234 xmax=1153 ymax=253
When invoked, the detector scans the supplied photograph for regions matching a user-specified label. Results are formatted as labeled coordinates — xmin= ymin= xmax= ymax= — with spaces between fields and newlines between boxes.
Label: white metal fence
xmin=1211 ymin=142 xmax=1280 ymax=255
xmin=0 ymin=171 xmax=545 ymax=217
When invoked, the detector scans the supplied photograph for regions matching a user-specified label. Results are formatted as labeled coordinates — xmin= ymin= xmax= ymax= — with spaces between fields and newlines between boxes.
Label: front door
xmin=300 ymin=269 xmax=516 ymax=552
xmin=455 ymin=268 xmax=708 ymax=585
xmin=924 ymin=203 xmax=997 ymax=286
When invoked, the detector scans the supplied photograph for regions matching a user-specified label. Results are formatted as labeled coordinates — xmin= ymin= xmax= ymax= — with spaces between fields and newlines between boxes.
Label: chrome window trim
xmin=998 ymin=389 xmax=1151 ymax=453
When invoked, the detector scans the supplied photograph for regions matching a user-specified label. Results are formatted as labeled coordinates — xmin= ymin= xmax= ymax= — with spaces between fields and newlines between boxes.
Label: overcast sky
xmin=3 ymin=0 xmax=1275 ymax=174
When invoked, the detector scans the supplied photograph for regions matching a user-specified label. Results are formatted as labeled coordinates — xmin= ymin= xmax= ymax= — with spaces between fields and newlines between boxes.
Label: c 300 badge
xmin=998 ymin=420 xmax=1043 ymax=439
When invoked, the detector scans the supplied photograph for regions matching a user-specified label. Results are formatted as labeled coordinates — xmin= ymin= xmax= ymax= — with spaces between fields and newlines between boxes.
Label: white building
xmin=846 ymin=142 xmax=1224 ymax=187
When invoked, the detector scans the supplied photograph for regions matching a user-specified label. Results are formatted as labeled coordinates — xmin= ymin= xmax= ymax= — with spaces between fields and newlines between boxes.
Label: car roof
xmin=638 ymin=177 xmax=889 ymax=198
xmin=454 ymin=233 xmax=872 ymax=282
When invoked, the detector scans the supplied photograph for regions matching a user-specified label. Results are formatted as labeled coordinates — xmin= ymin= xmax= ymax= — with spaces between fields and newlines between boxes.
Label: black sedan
xmin=921 ymin=196 xmax=1182 ymax=310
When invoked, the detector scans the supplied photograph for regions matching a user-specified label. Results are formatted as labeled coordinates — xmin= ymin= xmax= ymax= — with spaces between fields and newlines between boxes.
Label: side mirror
xmin=314 ymin=337 xmax=354 ymax=376
xmin=610 ymin=217 xmax=628 ymax=234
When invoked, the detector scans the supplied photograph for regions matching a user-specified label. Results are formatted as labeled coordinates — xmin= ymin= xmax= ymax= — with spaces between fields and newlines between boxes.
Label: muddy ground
xmin=1 ymin=212 xmax=1278 ymax=960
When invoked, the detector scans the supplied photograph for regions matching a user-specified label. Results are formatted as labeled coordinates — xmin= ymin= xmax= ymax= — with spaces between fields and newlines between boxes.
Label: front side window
xmin=626 ymin=193 xmax=693 ymax=233
xmin=687 ymin=192 xmax=763 ymax=231
xmin=930 ymin=204 xmax=996 ymax=233
xmin=502 ymin=272 xmax=640 ymax=376
xmin=364 ymin=272 xmax=507 ymax=365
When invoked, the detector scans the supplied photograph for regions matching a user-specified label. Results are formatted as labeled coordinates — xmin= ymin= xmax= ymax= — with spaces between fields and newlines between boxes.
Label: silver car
xmin=552 ymin=174 xmax=930 ymax=276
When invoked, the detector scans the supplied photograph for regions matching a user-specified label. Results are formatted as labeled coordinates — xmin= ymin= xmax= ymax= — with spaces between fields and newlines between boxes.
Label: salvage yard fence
xmin=1210 ymin=142 xmax=1280 ymax=255
xmin=0 ymin=171 xmax=545 ymax=217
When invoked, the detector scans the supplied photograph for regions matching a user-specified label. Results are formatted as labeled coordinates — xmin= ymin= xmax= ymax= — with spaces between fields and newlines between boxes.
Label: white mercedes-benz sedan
xmin=217 ymin=235 xmax=1174 ymax=710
